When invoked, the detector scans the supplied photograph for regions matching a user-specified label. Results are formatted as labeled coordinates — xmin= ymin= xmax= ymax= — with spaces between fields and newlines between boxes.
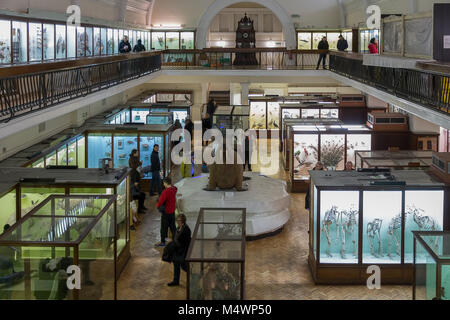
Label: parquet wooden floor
xmin=117 ymin=141 xmax=411 ymax=300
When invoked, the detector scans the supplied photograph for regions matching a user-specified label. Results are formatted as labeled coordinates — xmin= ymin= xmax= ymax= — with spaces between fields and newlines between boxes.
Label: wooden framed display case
xmin=85 ymin=124 xmax=172 ymax=182
xmin=0 ymin=194 xmax=118 ymax=300
xmin=286 ymin=122 xmax=373 ymax=192
xmin=186 ymin=208 xmax=246 ymax=300
xmin=249 ymin=97 xmax=281 ymax=130
xmin=0 ymin=167 xmax=131 ymax=278
xmin=308 ymin=170 xmax=446 ymax=284
xmin=430 ymin=153 xmax=450 ymax=184
xmin=338 ymin=94 xmax=367 ymax=124
xmin=411 ymin=133 xmax=440 ymax=152
xmin=413 ymin=231 xmax=450 ymax=300
xmin=367 ymin=112 xmax=409 ymax=132
xmin=282 ymin=118 xmax=344 ymax=169
xmin=355 ymin=150 xmax=433 ymax=170
xmin=212 ymin=105 xmax=250 ymax=134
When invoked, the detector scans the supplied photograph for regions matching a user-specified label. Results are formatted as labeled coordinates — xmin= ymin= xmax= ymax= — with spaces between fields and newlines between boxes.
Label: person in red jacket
xmin=155 ymin=177 xmax=177 ymax=247
xmin=368 ymin=37 xmax=378 ymax=54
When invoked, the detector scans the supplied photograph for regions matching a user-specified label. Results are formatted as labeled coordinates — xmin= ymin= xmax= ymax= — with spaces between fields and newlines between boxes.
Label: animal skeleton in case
xmin=387 ymin=213 xmax=402 ymax=258
xmin=367 ymin=219 xmax=383 ymax=258
xmin=407 ymin=205 xmax=440 ymax=250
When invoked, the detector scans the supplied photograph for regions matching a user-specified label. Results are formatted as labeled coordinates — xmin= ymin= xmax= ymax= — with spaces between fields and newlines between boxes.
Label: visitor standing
xmin=133 ymin=39 xmax=146 ymax=52
xmin=150 ymin=145 xmax=162 ymax=196
xmin=167 ymin=214 xmax=191 ymax=286
xmin=368 ymin=38 xmax=378 ymax=54
xmin=316 ymin=36 xmax=329 ymax=70
xmin=119 ymin=35 xmax=132 ymax=54
xmin=155 ymin=177 xmax=177 ymax=247
xmin=337 ymin=35 xmax=348 ymax=52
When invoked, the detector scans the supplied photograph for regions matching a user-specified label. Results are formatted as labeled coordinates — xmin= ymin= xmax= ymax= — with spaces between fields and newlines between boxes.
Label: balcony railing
xmin=329 ymin=52 xmax=450 ymax=115
xmin=0 ymin=52 xmax=161 ymax=123
xmin=161 ymin=49 xmax=329 ymax=70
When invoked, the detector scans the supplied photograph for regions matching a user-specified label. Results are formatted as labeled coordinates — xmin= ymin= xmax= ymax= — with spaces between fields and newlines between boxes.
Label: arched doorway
xmin=196 ymin=0 xmax=296 ymax=49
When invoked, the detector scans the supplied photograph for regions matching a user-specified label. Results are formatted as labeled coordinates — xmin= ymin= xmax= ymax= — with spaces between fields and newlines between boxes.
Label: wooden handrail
xmin=0 ymin=51 xmax=163 ymax=78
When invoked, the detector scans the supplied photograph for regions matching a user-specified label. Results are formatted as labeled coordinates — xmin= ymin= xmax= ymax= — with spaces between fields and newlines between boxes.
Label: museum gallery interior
xmin=0 ymin=0 xmax=450 ymax=301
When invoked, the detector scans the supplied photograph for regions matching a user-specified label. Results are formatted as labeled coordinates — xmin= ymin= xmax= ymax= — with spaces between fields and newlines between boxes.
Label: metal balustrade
xmin=0 ymin=54 xmax=161 ymax=122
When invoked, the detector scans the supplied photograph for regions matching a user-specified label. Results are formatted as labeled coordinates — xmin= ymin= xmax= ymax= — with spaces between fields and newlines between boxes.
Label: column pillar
xmin=241 ymin=83 xmax=250 ymax=106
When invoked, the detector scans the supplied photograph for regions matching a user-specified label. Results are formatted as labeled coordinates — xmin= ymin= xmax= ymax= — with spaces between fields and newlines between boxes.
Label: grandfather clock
xmin=233 ymin=13 xmax=258 ymax=65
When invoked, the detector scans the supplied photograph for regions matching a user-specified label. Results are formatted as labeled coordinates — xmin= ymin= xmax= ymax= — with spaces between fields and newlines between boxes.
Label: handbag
xmin=162 ymin=241 xmax=176 ymax=263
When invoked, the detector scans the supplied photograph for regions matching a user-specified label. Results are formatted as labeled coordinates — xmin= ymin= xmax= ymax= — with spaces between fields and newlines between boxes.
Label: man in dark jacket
xmin=133 ymin=39 xmax=146 ymax=53
xmin=150 ymin=144 xmax=162 ymax=196
xmin=119 ymin=36 xmax=132 ymax=54
xmin=156 ymin=177 xmax=178 ymax=247
xmin=337 ymin=35 xmax=348 ymax=51
xmin=316 ymin=36 xmax=329 ymax=70
xmin=131 ymin=181 xmax=147 ymax=214
xmin=168 ymin=213 xmax=191 ymax=286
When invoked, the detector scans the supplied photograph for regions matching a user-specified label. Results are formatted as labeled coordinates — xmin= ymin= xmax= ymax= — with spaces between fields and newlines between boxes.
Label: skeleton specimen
xmin=407 ymin=205 xmax=440 ymax=250
xmin=367 ymin=219 xmax=383 ymax=258
xmin=321 ymin=206 xmax=338 ymax=257
xmin=338 ymin=207 xmax=359 ymax=258
xmin=387 ymin=213 xmax=402 ymax=258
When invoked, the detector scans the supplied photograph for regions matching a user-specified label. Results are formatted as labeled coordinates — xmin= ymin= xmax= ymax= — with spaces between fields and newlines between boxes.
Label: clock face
xmin=243 ymin=33 xmax=249 ymax=39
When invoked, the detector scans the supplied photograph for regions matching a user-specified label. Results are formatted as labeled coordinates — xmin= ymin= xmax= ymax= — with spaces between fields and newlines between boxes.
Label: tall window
xmin=76 ymin=26 xmax=85 ymax=57
xmin=100 ymin=28 xmax=107 ymax=55
xmin=94 ymin=27 xmax=101 ymax=55
xmin=166 ymin=32 xmax=180 ymax=49
xmin=29 ymin=22 xmax=43 ymax=61
xmin=0 ymin=20 xmax=11 ymax=64
xmin=85 ymin=27 xmax=93 ymax=56
xmin=107 ymin=28 xmax=114 ymax=54
xmin=181 ymin=32 xmax=194 ymax=49
xmin=55 ymin=25 xmax=66 ymax=59
xmin=114 ymin=29 xmax=119 ymax=54
xmin=152 ymin=32 xmax=165 ymax=50
xmin=297 ymin=32 xmax=312 ymax=49
xmin=43 ymin=24 xmax=55 ymax=60
xmin=67 ymin=25 xmax=76 ymax=58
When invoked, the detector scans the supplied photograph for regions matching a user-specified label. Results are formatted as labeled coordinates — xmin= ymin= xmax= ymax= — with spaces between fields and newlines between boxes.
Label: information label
xmin=444 ymin=35 xmax=450 ymax=49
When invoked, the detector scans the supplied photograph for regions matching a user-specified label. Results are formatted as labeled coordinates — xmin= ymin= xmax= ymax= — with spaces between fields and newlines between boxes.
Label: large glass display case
xmin=186 ymin=208 xmax=246 ymax=300
xmin=146 ymin=112 xmax=173 ymax=126
xmin=0 ymin=195 xmax=118 ymax=300
xmin=413 ymin=231 xmax=450 ymax=300
xmin=213 ymin=106 xmax=250 ymax=133
xmin=249 ymin=98 xmax=281 ymax=130
xmin=308 ymin=170 xmax=445 ymax=284
xmin=355 ymin=150 xmax=433 ymax=170
xmin=286 ymin=122 xmax=372 ymax=192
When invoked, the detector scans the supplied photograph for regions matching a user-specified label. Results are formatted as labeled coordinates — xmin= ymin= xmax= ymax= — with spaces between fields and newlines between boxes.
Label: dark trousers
xmin=132 ymin=192 xmax=146 ymax=211
xmin=161 ymin=213 xmax=176 ymax=243
xmin=244 ymin=153 xmax=252 ymax=171
xmin=173 ymin=262 xmax=181 ymax=284
xmin=151 ymin=171 xmax=162 ymax=195
xmin=317 ymin=53 xmax=327 ymax=69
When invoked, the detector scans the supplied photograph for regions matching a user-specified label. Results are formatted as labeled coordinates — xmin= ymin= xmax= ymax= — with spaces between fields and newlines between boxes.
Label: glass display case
xmin=213 ymin=106 xmax=250 ymax=133
xmin=355 ymin=150 xmax=433 ymax=170
xmin=413 ymin=231 xmax=450 ymax=300
xmin=249 ymin=98 xmax=282 ymax=130
xmin=43 ymin=24 xmax=54 ymax=60
xmin=0 ymin=20 xmax=11 ymax=64
xmin=0 ymin=185 xmax=18 ymax=235
xmin=0 ymin=195 xmax=118 ymax=300
xmin=308 ymin=170 xmax=445 ymax=284
xmin=67 ymin=25 xmax=76 ymax=58
xmin=286 ymin=122 xmax=372 ymax=192
xmin=55 ymin=25 xmax=66 ymax=59
xmin=152 ymin=32 xmax=165 ymax=50
xmin=146 ymin=112 xmax=173 ymax=125
xmin=12 ymin=21 xmax=27 ymax=63
xmin=186 ymin=208 xmax=246 ymax=300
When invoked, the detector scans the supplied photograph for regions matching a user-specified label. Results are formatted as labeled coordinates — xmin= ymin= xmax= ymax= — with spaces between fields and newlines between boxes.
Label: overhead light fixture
xmin=152 ymin=24 xmax=182 ymax=30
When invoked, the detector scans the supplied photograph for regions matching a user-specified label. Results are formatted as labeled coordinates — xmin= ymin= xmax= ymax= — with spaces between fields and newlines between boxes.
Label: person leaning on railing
xmin=316 ymin=36 xmax=329 ymax=70
xmin=119 ymin=35 xmax=132 ymax=54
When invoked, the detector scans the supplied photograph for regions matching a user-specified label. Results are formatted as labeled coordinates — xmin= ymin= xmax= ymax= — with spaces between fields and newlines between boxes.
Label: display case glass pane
xmin=100 ymin=28 xmax=107 ymax=55
xmin=70 ymin=187 xmax=113 ymax=195
xmin=302 ymin=108 xmax=320 ymax=119
xmin=43 ymin=24 xmax=54 ymax=60
xmin=442 ymin=264 xmax=450 ymax=300
xmin=414 ymin=238 xmax=437 ymax=300
xmin=143 ymin=31 xmax=149 ymax=50
xmin=32 ymin=158 xmax=45 ymax=168
xmin=140 ymin=134 xmax=164 ymax=178
xmin=107 ymin=28 xmax=113 ymax=54
xmin=20 ymin=187 xmax=65 ymax=217
xmin=46 ymin=151 xmax=57 ymax=166
xmin=166 ymin=32 xmax=180 ymax=49
xmin=326 ymin=32 xmax=340 ymax=50
xmin=146 ymin=114 xmax=171 ymax=125
xmin=297 ymin=32 xmax=312 ymax=50
xmin=67 ymin=25 xmax=76 ymax=58
xmin=93 ymin=27 xmax=101 ymax=55
xmin=282 ymin=109 xmax=300 ymax=120
xmin=0 ymin=189 xmax=16 ymax=234
xmin=320 ymin=108 xmax=339 ymax=119
xmin=171 ymin=109 xmax=188 ymax=128
xmin=29 ymin=23 xmax=43 ymax=62
xmin=12 ymin=21 xmax=27 ymax=63
xmin=78 ymin=206 xmax=115 ymax=300
xmin=404 ymin=190 xmax=444 ymax=263
xmin=87 ymin=133 xmax=112 ymax=168
xmin=181 ymin=32 xmax=194 ymax=49
xmin=57 ymin=145 xmax=68 ymax=165
xmin=55 ymin=25 xmax=66 ymax=59
xmin=113 ymin=134 xmax=137 ymax=169
xmin=363 ymin=191 xmax=402 ymax=264
xmin=113 ymin=29 xmax=119 ymax=54
xmin=319 ymin=190 xmax=359 ymax=264
xmin=346 ymin=134 xmax=371 ymax=167
xmin=85 ymin=27 xmax=93 ymax=56
xmin=249 ymin=101 xmax=266 ymax=129
xmin=293 ymin=134 xmax=318 ymax=180
xmin=131 ymin=108 xmax=150 ymax=124
xmin=312 ymin=185 xmax=318 ymax=257
xmin=0 ymin=20 xmax=11 ymax=64
xmin=129 ymin=30 xmax=134 ymax=47
xmin=152 ymin=32 xmax=165 ymax=50
xmin=320 ymin=134 xmax=345 ymax=170
xmin=76 ymin=27 xmax=85 ymax=57
xmin=312 ymin=33 xmax=325 ymax=49
xmin=116 ymin=178 xmax=128 ymax=257
xmin=267 ymin=102 xmax=280 ymax=129
xmin=76 ymin=137 xmax=85 ymax=168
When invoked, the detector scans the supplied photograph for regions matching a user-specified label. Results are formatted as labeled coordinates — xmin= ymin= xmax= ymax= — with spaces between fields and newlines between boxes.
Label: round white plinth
xmin=175 ymin=172 xmax=291 ymax=238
